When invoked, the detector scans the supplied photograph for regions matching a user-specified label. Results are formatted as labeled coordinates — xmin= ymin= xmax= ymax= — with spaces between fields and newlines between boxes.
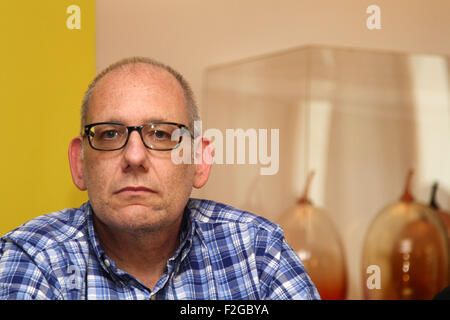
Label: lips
xmin=115 ymin=186 xmax=156 ymax=194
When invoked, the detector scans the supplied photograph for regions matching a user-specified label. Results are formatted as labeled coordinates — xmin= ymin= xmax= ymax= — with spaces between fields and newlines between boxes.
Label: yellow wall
xmin=0 ymin=1 xmax=95 ymax=236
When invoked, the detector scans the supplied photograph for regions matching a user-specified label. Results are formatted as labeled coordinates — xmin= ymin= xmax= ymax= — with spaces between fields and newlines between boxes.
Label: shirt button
xmin=104 ymin=258 xmax=111 ymax=268
xmin=151 ymin=295 xmax=156 ymax=300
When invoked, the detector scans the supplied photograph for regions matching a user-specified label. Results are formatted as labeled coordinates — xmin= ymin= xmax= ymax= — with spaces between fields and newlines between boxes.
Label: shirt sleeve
xmin=0 ymin=239 xmax=58 ymax=300
xmin=256 ymin=226 xmax=321 ymax=300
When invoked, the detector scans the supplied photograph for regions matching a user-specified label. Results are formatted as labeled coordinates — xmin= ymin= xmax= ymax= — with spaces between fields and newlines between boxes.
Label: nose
xmin=122 ymin=130 xmax=149 ymax=171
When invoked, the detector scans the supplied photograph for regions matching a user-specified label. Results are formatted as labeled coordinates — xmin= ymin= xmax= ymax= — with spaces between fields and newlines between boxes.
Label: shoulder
xmin=187 ymin=198 xmax=282 ymax=237
xmin=1 ymin=203 xmax=89 ymax=255
xmin=0 ymin=203 xmax=90 ymax=299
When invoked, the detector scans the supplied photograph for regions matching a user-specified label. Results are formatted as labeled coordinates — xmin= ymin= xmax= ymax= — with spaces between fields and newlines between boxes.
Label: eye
xmin=100 ymin=130 xmax=119 ymax=140
xmin=152 ymin=130 xmax=170 ymax=140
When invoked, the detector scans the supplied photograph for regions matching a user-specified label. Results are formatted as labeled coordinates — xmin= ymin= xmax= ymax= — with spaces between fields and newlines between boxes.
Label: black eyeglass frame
xmin=83 ymin=121 xmax=191 ymax=151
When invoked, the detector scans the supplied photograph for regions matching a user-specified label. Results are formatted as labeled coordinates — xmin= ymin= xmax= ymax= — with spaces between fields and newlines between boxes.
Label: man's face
xmin=81 ymin=65 xmax=196 ymax=233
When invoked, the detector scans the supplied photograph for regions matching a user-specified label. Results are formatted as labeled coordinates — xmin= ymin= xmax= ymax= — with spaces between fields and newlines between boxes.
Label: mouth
xmin=114 ymin=186 xmax=156 ymax=195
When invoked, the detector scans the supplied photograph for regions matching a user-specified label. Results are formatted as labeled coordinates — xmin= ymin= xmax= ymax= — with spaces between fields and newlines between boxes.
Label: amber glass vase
xmin=277 ymin=172 xmax=347 ymax=299
xmin=430 ymin=182 xmax=450 ymax=245
xmin=362 ymin=170 xmax=450 ymax=299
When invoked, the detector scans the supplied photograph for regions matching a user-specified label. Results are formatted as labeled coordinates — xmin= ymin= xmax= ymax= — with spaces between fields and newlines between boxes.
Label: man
xmin=0 ymin=57 xmax=320 ymax=300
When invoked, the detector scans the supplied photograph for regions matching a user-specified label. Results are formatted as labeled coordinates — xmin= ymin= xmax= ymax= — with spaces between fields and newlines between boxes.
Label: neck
xmin=93 ymin=215 xmax=182 ymax=290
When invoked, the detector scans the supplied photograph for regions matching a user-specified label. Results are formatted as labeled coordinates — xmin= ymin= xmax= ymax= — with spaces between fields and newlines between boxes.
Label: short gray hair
xmin=80 ymin=56 xmax=199 ymax=135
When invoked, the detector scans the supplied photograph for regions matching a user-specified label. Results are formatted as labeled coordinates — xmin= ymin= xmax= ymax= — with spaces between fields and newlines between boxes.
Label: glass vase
xmin=430 ymin=182 xmax=450 ymax=245
xmin=278 ymin=171 xmax=347 ymax=299
xmin=362 ymin=170 xmax=449 ymax=299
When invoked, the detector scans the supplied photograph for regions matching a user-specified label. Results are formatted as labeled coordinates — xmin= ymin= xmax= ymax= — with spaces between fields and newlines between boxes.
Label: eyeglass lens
xmin=87 ymin=123 xmax=184 ymax=150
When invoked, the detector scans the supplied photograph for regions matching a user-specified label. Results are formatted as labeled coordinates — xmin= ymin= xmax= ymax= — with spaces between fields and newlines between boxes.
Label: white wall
xmin=96 ymin=0 xmax=450 ymax=299
xmin=96 ymin=0 xmax=450 ymax=106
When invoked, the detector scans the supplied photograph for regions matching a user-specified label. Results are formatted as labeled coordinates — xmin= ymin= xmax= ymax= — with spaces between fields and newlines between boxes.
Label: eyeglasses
xmin=83 ymin=121 xmax=190 ymax=151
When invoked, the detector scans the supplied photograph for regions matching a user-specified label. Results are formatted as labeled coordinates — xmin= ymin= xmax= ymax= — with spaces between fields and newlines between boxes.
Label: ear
xmin=193 ymin=136 xmax=214 ymax=189
xmin=68 ymin=136 xmax=87 ymax=191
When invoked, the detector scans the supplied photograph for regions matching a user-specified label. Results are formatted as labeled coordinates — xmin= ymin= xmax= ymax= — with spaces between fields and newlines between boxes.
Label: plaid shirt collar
xmin=85 ymin=202 xmax=195 ymax=291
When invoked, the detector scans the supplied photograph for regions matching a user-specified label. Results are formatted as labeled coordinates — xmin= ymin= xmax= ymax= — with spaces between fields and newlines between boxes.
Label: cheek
xmin=158 ymin=162 xmax=195 ymax=201
xmin=83 ymin=158 xmax=115 ymax=197
xmin=170 ymin=163 xmax=195 ymax=186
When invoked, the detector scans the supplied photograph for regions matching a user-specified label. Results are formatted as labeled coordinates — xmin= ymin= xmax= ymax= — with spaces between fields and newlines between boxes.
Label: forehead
xmin=87 ymin=64 xmax=188 ymax=124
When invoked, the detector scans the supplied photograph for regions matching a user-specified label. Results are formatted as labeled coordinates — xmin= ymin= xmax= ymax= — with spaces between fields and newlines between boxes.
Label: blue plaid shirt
xmin=0 ymin=199 xmax=320 ymax=300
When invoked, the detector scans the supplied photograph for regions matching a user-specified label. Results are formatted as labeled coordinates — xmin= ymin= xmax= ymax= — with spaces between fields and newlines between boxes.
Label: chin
xmin=112 ymin=204 xmax=173 ymax=233
xmin=92 ymin=197 xmax=181 ymax=234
